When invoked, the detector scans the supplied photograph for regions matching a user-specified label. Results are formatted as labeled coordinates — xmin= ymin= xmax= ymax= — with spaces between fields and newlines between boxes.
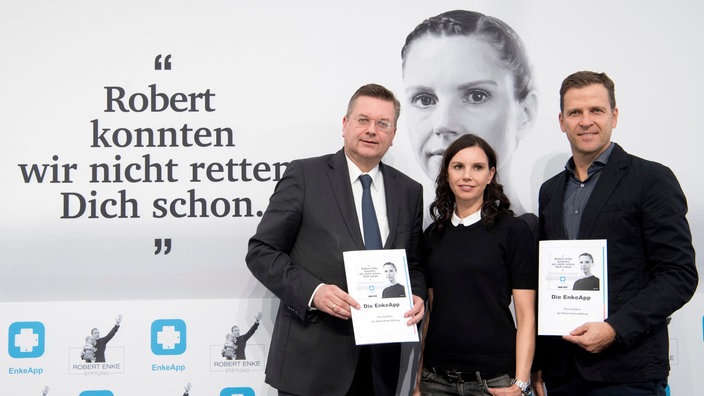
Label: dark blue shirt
xmin=562 ymin=143 xmax=615 ymax=239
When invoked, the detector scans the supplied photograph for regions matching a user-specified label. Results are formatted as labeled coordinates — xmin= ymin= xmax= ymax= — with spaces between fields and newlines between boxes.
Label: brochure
xmin=342 ymin=249 xmax=418 ymax=344
xmin=538 ymin=239 xmax=608 ymax=335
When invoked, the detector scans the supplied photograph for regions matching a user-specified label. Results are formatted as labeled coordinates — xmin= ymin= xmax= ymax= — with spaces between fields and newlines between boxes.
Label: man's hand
xmin=404 ymin=295 xmax=425 ymax=325
xmin=562 ymin=322 xmax=616 ymax=353
xmin=312 ymin=284 xmax=360 ymax=320
xmin=532 ymin=370 xmax=546 ymax=396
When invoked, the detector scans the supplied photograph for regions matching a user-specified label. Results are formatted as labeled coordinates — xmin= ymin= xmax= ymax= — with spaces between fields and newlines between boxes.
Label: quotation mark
xmin=155 ymin=238 xmax=172 ymax=255
xmin=154 ymin=54 xmax=172 ymax=70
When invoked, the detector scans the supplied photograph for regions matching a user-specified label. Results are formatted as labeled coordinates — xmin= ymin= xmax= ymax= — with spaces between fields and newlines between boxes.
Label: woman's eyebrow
xmin=456 ymin=80 xmax=499 ymax=91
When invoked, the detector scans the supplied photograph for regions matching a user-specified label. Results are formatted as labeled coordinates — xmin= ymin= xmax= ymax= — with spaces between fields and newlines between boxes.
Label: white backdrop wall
xmin=1 ymin=1 xmax=701 ymax=395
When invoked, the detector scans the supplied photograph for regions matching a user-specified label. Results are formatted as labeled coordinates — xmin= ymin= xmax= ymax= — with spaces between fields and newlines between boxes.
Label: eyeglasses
xmin=351 ymin=116 xmax=395 ymax=132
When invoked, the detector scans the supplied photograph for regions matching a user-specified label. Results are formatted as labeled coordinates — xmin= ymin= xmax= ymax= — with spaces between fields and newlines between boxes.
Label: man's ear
xmin=559 ymin=112 xmax=565 ymax=132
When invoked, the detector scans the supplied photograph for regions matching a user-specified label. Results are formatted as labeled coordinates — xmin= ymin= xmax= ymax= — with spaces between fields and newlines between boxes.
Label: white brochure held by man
xmin=343 ymin=248 xmax=418 ymax=345
xmin=538 ymin=239 xmax=608 ymax=335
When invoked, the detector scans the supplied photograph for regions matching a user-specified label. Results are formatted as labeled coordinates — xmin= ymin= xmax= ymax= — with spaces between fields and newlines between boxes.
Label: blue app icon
xmin=151 ymin=319 xmax=187 ymax=355
xmin=220 ymin=387 xmax=255 ymax=396
xmin=8 ymin=321 xmax=45 ymax=358
xmin=79 ymin=391 xmax=114 ymax=396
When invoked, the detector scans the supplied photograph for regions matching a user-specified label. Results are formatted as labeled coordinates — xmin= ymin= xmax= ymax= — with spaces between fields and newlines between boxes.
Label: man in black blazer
xmin=246 ymin=83 xmax=426 ymax=396
xmin=91 ymin=314 xmax=122 ymax=363
xmin=534 ymin=71 xmax=697 ymax=396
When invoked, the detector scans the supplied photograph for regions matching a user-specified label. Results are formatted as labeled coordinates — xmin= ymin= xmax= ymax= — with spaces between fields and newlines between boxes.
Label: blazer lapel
xmin=327 ymin=150 xmax=365 ymax=248
xmin=380 ymin=162 xmax=399 ymax=249
xmin=549 ymin=172 xmax=569 ymax=239
xmin=579 ymin=144 xmax=628 ymax=238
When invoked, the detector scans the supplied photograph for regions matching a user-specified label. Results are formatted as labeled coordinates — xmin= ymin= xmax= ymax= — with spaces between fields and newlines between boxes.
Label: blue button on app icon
xmin=79 ymin=391 xmax=114 ymax=396
xmin=220 ymin=387 xmax=255 ymax=396
xmin=8 ymin=321 xmax=45 ymax=358
xmin=151 ymin=319 xmax=187 ymax=355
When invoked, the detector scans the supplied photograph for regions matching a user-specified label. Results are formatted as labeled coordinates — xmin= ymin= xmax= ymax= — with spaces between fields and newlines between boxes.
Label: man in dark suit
xmin=533 ymin=71 xmax=697 ymax=396
xmin=92 ymin=314 xmax=122 ymax=363
xmin=246 ymin=83 xmax=426 ymax=396
xmin=233 ymin=311 xmax=262 ymax=360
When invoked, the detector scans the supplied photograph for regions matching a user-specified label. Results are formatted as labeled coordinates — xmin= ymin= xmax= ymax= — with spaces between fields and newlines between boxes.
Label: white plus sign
xmin=14 ymin=328 xmax=39 ymax=352
xmin=156 ymin=325 xmax=181 ymax=349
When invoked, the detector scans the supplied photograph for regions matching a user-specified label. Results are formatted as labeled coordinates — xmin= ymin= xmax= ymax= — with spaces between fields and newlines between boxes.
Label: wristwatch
xmin=512 ymin=378 xmax=533 ymax=396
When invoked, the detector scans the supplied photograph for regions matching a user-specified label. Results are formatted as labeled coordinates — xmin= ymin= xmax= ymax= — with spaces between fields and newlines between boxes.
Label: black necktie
xmin=359 ymin=174 xmax=382 ymax=249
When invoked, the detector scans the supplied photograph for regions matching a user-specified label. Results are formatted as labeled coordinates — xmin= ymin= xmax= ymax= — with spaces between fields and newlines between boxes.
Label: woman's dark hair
xmin=429 ymin=134 xmax=513 ymax=234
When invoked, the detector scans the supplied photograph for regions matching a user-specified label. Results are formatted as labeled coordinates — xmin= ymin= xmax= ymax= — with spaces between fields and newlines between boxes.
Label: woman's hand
xmin=487 ymin=384 xmax=522 ymax=396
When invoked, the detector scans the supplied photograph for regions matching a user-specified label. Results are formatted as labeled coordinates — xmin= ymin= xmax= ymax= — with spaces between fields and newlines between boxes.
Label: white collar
xmin=451 ymin=208 xmax=481 ymax=226
xmin=345 ymin=155 xmax=381 ymax=186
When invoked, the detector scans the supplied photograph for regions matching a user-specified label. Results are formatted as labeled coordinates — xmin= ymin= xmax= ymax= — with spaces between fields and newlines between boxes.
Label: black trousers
xmin=346 ymin=343 xmax=400 ymax=396
xmin=278 ymin=343 xmax=400 ymax=396
xmin=544 ymin=359 xmax=667 ymax=396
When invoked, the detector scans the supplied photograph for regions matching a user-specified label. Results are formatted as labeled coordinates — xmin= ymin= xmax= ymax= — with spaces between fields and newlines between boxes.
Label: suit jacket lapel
xmin=327 ymin=150 xmax=365 ymax=248
xmin=380 ymin=162 xmax=399 ymax=248
xmin=579 ymin=144 xmax=628 ymax=238
xmin=549 ymin=172 xmax=569 ymax=239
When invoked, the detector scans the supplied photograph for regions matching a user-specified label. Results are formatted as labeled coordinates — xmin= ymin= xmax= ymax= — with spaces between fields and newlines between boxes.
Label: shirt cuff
xmin=308 ymin=283 xmax=325 ymax=310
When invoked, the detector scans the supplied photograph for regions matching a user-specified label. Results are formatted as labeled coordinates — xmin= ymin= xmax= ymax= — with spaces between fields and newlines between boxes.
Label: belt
xmin=432 ymin=368 xmax=501 ymax=384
